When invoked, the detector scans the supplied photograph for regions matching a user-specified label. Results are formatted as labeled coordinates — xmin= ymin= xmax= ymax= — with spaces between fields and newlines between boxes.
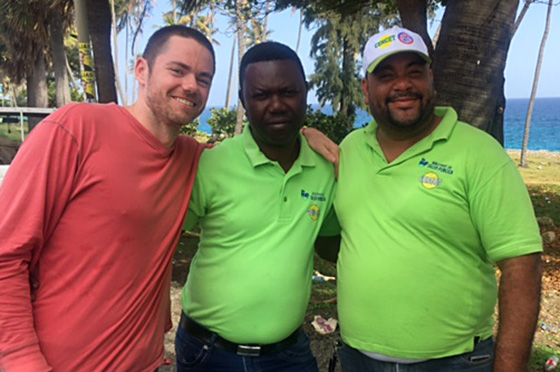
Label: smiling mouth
xmin=388 ymin=93 xmax=422 ymax=104
xmin=173 ymin=96 xmax=195 ymax=107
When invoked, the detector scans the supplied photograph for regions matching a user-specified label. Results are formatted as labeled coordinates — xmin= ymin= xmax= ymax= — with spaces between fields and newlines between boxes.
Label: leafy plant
xmin=180 ymin=118 xmax=200 ymax=137
xmin=206 ymin=107 xmax=243 ymax=136
xmin=304 ymin=106 xmax=351 ymax=144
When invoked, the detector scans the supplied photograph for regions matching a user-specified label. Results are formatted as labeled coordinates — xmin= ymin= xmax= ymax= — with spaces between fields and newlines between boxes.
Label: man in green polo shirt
xmin=175 ymin=42 xmax=338 ymax=372
xmin=328 ymin=26 xmax=542 ymax=372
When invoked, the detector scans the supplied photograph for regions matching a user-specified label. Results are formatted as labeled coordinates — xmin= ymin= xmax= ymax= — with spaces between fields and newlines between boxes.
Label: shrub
xmin=304 ymin=106 xmax=351 ymax=144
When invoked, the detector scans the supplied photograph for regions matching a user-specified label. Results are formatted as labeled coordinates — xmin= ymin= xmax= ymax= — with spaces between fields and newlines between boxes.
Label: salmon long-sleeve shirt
xmin=0 ymin=103 xmax=204 ymax=372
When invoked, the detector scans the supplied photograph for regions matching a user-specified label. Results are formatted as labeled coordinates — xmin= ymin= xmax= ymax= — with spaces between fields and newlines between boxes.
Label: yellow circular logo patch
xmin=308 ymin=205 xmax=320 ymax=221
xmin=376 ymin=35 xmax=395 ymax=49
xmin=420 ymin=172 xmax=442 ymax=189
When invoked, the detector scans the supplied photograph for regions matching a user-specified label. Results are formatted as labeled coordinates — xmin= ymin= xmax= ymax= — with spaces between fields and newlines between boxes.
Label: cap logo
xmin=398 ymin=32 xmax=414 ymax=45
xmin=375 ymin=35 xmax=396 ymax=49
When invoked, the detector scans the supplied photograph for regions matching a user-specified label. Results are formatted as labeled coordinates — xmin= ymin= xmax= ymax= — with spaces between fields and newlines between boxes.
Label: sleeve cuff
xmin=1 ymin=342 xmax=52 ymax=372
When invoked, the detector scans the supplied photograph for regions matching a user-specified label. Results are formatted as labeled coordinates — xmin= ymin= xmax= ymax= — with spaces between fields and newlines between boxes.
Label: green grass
xmin=529 ymin=345 xmax=559 ymax=372
xmin=0 ymin=123 xmax=25 ymax=142
xmin=528 ymin=184 xmax=560 ymax=224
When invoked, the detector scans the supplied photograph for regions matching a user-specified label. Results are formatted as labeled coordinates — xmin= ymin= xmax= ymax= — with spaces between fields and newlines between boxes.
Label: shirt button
xmin=283 ymin=197 xmax=287 ymax=202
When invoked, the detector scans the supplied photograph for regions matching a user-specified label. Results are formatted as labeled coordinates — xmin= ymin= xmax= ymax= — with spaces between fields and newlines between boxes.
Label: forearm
xmin=0 ymin=258 xmax=51 ymax=371
xmin=493 ymin=253 xmax=542 ymax=372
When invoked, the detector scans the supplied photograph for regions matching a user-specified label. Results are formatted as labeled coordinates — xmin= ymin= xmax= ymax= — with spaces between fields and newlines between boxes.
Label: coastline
xmin=507 ymin=149 xmax=560 ymax=159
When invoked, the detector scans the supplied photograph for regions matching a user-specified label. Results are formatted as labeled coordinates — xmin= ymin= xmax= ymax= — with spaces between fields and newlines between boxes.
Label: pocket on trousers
xmin=277 ymin=331 xmax=316 ymax=363
xmin=458 ymin=338 xmax=495 ymax=368
xmin=175 ymin=326 xmax=212 ymax=370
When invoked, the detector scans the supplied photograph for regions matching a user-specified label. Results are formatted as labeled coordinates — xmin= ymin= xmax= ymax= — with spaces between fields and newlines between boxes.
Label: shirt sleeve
xmin=0 ymin=120 xmax=79 ymax=372
xmin=470 ymin=159 xmax=542 ymax=263
xmin=183 ymin=158 xmax=208 ymax=232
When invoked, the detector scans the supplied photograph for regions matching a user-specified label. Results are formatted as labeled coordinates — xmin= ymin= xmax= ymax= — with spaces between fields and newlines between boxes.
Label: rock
xmin=537 ymin=216 xmax=556 ymax=228
xmin=542 ymin=231 xmax=556 ymax=244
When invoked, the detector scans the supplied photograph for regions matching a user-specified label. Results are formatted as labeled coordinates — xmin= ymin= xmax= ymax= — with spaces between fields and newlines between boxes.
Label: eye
xmin=282 ymin=90 xmax=297 ymax=97
xmin=252 ymin=92 xmax=269 ymax=100
xmin=169 ymin=68 xmax=183 ymax=76
xmin=198 ymin=77 xmax=211 ymax=87
xmin=408 ymin=69 xmax=423 ymax=77
xmin=377 ymin=72 xmax=394 ymax=82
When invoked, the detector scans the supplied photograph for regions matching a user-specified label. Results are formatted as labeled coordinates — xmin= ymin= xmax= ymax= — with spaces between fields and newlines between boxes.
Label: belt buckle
xmin=236 ymin=344 xmax=261 ymax=357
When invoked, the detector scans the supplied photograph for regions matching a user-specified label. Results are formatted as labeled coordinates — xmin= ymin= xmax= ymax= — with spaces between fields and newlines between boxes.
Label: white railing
xmin=0 ymin=107 xmax=56 ymax=141
xmin=0 ymin=165 xmax=9 ymax=186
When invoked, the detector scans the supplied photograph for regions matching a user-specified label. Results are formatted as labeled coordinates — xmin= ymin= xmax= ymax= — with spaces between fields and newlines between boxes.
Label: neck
xmin=126 ymin=102 xmax=181 ymax=148
xmin=256 ymin=138 xmax=301 ymax=173
xmin=376 ymin=114 xmax=442 ymax=163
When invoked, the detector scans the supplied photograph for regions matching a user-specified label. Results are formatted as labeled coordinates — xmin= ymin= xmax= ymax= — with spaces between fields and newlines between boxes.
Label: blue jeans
xmin=175 ymin=323 xmax=319 ymax=372
xmin=339 ymin=338 xmax=494 ymax=372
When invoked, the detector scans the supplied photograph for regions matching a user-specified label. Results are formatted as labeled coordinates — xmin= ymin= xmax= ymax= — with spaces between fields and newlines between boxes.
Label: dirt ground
xmin=159 ymin=218 xmax=559 ymax=372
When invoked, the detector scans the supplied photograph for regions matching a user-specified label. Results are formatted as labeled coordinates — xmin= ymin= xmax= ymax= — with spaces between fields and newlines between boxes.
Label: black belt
xmin=179 ymin=312 xmax=301 ymax=357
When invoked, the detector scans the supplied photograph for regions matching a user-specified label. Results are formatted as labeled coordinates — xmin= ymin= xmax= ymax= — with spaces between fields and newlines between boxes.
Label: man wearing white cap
xmin=331 ymin=26 xmax=542 ymax=372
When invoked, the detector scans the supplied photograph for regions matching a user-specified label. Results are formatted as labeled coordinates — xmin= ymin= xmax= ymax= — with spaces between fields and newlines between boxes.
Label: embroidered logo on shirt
xmin=420 ymin=172 xmax=442 ymax=189
xmin=308 ymin=205 xmax=320 ymax=221
xmin=301 ymin=189 xmax=326 ymax=202
xmin=418 ymin=158 xmax=454 ymax=175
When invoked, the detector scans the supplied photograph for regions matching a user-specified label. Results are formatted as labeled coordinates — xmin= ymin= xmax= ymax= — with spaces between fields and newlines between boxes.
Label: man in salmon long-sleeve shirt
xmin=0 ymin=26 xmax=213 ymax=372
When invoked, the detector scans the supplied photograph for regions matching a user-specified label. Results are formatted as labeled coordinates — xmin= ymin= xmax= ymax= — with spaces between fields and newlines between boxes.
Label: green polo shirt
xmin=182 ymin=125 xmax=338 ymax=344
xmin=335 ymin=107 xmax=541 ymax=359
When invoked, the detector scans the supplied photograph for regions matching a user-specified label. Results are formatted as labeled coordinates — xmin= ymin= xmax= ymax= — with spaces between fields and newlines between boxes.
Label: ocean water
xmin=198 ymin=97 xmax=560 ymax=152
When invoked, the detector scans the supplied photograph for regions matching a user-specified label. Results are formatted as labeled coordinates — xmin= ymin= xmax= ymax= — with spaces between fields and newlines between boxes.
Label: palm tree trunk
xmin=225 ymin=35 xmax=237 ymax=108
xmin=27 ymin=51 xmax=48 ymax=132
xmin=49 ymin=13 xmax=72 ymax=107
xmin=396 ymin=0 xmax=434 ymax=57
xmin=74 ymin=0 xmax=97 ymax=102
xmin=433 ymin=0 xmax=519 ymax=144
xmin=87 ymin=0 xmax=118 ymax=103
xmin=514 ymin=0 xmax=533 ymax=36
xmin=520 ymin=0 xmax=553 ymax=167
xmin=111 ymin=0 xmax=126 ymax=105
xmin=263 ymin=0 xmax=271 ymax=42
xmin=295 ymin=9 xmax=303 ymax=53
xmin=234 ymin=0 xmax=248 ymax=135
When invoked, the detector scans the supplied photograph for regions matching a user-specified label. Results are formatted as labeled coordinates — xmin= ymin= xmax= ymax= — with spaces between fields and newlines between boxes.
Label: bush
xmin=304 ymin=106 xmax=351 ymax=144
xmin=207 ymin=107 xmax=243 ymax=137
xmin=180 ymin=118 xmax=199 ymax=137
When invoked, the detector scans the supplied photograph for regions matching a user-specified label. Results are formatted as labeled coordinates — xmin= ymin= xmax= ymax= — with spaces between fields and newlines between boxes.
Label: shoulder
xmin=201 ymin=136 xmax=242 ymax=160
xmin=452 ymin=121 xmax=510 ymax=162
xmin=39 ymin=103 xmax=125 ymax=134
xmin=340 ymin=127 xmax=367 ymax=150
xmin=46 ymin=102 xmax=121 ymax=121
xmin=196 ymin=135 xmax=244 ymax=175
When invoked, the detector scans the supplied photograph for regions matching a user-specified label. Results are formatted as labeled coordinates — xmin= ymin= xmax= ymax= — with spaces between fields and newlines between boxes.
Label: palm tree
xmin=520 ymin=0 xmax=553 ymax=167
xmin=86 ymin=0 xmax=118 ymax=103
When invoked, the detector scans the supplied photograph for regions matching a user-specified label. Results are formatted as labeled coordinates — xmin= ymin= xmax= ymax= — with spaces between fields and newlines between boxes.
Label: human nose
xmin=393 ymin=75 xmax=413 ymax=91
xmin=181 ymin=73 xmax=197 ymax=92
xmin=269 ymin=94 xmax=286 ymax=113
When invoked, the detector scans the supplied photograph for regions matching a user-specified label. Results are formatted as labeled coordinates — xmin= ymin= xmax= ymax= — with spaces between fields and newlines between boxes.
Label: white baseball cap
xmin=362 ymin=26 xmax=431 ymax=75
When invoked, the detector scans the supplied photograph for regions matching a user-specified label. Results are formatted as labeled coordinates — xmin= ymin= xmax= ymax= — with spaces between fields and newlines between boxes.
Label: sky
xmin=116 ymin=2 xmax=559 ymax=107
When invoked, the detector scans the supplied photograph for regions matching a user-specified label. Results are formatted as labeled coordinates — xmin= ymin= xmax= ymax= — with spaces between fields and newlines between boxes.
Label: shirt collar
xmin=242 ymin=124 xmax=316 ymax=168
xmin=364 ymin=106 xmax=458 ymax=162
